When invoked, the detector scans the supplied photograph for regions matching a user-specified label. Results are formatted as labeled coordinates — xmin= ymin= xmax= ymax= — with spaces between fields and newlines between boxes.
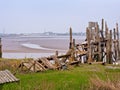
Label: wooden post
xmin=109 ymin=30 xmax=112 ymax=64
xmin=86 ymin=28 xmax=92 ymax=63
xmin=0 ymin=38 xmax=2 ymax=58
xmin=73 ymin=39 xmax=76 ymax=60
xmin=33 ymin=61 xmax=36 ymax=72
xmin=73 ymin=39 xmax=75 ymax=48
xmin=69 ymin=27 xmax=73 ymax=49
xmin=100 ymin=19 xmax=105 ymax=62
xmin=21 ymin=62 xmax=23 ymax=71
xmin=113 ymin=28 xmax=117 ymax=61
xmin=102 ymin=19 xmax=104 ymax=32
xmin=96 ymin=24 xmax=100 ymax=61
xmin=105 ymin=22 xmax=109 ymax=63
xmin=55 ymin=51 xmax=58 ymax=56
xmin=116 ymin=23 xmax=120 ymax=59
xmin=105 ymin=22 xmax=108 ymax=38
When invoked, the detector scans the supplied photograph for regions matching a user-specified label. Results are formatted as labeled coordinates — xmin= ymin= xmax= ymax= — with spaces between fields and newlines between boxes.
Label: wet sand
xmin=2 ymin=36 xmax=85 ymax=58
xmin=2 ymin=36 xmax=85 ymax=53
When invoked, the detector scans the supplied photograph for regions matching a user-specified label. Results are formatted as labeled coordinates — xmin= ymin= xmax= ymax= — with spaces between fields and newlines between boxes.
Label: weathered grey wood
xmin=69 ymin=27 xmax=73 ymax=49
xmin=61 ymin=49 xmax=72 ymax=63
xmin=86 ymin=27 xmax=92 ymax=63
xmin=73 ymin=39 xmax=75 ymax=48
xmin=113 ymin=28 xmax=117 ymax=61
xmin=52 ymin=55 xmax=62 ymax=68
xmin=0 ymin=38 xmax=2 ymax=58
xmin=0 ymin=70 xmax=19 ymax=84
xmin=30 ymin=60 xmax=46 ymax=72
xmin=55 ymin=51 xmax=58 ymax=56
xmin=116 ymin=23 xmax=120 ymax=59
xmin=21 ymin=60 xmax=46 ymax=72
xmin=5 ymin=70 xmax=19 ymax=81
xmin=40 ymin=58 xmax=56 ymax=69
xmin=105 ymin=22 xmax=109 ymax=63
xmin=34 ymin=61 xmax=46 ymax=71
xmin=109 ymin=30 xmax=112 ymax=64
xmin=23 ymin=62 xmax=33 ymax=70
xmin=102 ymin=19 xmax=104 ymax=32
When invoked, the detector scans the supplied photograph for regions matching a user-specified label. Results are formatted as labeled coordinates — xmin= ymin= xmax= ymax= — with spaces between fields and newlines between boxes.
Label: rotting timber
xmin=18 ymin=19 xmax=120 ymax=72
xmin=86 ymin=19 xmax=120 ymax=64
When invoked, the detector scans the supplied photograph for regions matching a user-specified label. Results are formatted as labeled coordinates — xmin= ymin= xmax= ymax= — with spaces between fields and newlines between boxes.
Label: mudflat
xmin=2 ymin=36 xmax=84 ymax=53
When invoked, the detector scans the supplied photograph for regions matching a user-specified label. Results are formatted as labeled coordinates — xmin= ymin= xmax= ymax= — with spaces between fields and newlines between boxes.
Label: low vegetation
xmin=0 ymin=59 xmax=120 ymax=90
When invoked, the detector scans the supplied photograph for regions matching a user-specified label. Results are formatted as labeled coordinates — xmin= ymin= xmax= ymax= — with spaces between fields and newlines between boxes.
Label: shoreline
xmin=1 ymin=36 xmax=85 ymax=58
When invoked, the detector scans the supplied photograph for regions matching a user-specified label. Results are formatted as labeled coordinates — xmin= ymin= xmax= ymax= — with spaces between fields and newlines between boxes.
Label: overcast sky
xmin=0 ymin=0 xmax=120 ymax=34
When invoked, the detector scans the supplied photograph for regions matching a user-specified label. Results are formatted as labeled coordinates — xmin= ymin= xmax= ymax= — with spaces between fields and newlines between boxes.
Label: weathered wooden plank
xmin=52 ymin=55 xmax=61 ymax=67
xmin=22 ymin=60 xmax=46 ymax=72
xmin=0 ymin=71 xmax=6 ymax=84
xmin=3 ymin=71 xmax=14 ymax=82
xmin=5 ymin=70 xmax=19 ymax=81
xmin=61 ymin=49 xmax=72 ymax=63
xmin=23 ymin=62 xmax=33 ymax=70
xmin=30 ymin=60 xmax=46 ymax=71
xmin=35 ymin=61 xmax=47 ymax=71
xmin=40 ymin=58 xmax=56 ymax=69
xmin=0 ymin=70 xmax=19 ymax=84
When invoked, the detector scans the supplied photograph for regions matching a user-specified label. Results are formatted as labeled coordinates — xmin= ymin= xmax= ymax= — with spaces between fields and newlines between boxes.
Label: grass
xmin=0 ymin=59 xmax=120 ymax=90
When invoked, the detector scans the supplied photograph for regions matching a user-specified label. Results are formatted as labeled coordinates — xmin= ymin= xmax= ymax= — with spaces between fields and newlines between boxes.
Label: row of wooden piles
xmin=86 ymin=19 xmax=120 ymax=64
xmin=18 ymin=19 xmax=120 ymax=72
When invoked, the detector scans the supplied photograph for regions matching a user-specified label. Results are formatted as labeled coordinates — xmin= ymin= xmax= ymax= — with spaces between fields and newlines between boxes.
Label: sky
xmin=0 ymin=0 xmax=120 ymax=34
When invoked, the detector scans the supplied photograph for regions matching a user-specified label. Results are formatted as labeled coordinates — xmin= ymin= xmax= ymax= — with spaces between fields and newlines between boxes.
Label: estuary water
xmin=2 ymin=35 xmax=85 ymax=59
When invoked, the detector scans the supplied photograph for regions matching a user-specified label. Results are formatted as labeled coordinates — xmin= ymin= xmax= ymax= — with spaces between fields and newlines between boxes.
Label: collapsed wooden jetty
xmin=19 ymin=19 xmax=120 ymax=72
